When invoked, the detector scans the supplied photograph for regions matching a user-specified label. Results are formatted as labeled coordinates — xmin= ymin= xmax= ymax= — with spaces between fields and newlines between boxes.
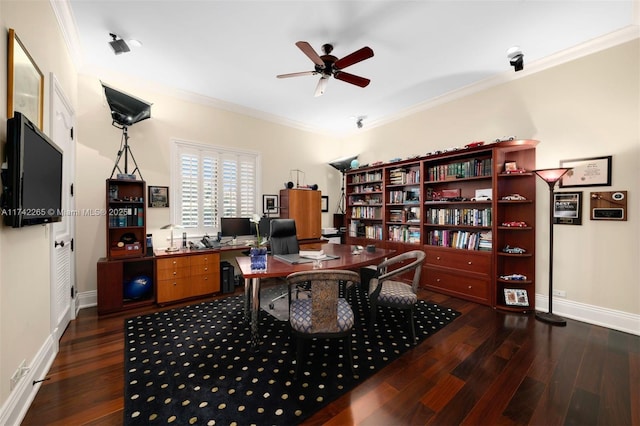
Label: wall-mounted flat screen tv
xmin=2 ymin=112 xmax=63 ymax=227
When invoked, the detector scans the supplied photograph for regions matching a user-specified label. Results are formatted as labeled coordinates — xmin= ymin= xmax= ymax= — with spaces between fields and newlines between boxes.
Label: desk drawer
xmin=191 ymin=273 xmax=219 ymax=295
xmin=157 ymin=277 xmax=190 ymax=303
xmin=157 ymin=257 xmax=190 ymax=271
xmin=157 ymin=266 xmax=190 ymax=281
xmin=190 ymin=253 xmax=218 ymax=267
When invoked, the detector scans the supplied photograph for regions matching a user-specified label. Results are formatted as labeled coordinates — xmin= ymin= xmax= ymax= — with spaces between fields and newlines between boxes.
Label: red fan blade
xmin=334 ymin=46 xmax=374 ymax=70
xmin=277 ymin=71 xmax=317 ymax=79
xmin=334 ymin=71 xmax=370 ymax=88
xmin=295 ymin=41 xmax=325 ymax=68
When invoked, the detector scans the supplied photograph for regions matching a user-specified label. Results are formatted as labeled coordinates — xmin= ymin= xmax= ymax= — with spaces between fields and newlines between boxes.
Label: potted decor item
xmin=249 ymin=214 xmax=267 ymax=271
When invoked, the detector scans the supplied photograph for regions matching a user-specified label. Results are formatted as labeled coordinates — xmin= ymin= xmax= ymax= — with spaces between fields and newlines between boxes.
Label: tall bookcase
xmin=345 ymin=139 xmax=538 ymax=312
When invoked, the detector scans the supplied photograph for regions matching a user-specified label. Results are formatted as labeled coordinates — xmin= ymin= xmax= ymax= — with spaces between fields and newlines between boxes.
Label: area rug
xmin=124 ymin=286 xmax=459 ymax=425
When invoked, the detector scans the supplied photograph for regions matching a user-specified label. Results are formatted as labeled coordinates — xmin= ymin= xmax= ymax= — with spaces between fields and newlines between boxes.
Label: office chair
xmin=267 ymin=219 xmax=299 ymax=309
xmin=368 ymin=250 xmax=426 ymax=344
xmin=287 ymin=269 xmax=359 ymax=378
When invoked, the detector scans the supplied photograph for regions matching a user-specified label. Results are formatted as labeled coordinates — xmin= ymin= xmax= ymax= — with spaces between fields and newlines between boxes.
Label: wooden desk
xmin=236 ymin=243 xmax=395 ymax=348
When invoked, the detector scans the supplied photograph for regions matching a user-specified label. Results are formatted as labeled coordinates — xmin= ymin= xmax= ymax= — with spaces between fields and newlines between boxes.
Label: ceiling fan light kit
xmin=277 ymin=41 xmax=374 ymax=96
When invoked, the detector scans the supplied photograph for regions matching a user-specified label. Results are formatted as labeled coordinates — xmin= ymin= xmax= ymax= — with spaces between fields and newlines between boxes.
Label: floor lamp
xmin=533 ymin=167 xmax=572 ymax=326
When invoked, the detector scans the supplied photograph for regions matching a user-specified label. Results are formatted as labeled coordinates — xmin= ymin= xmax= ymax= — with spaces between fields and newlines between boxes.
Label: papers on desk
xmin=274 ymin=252 xmax=340 ymax=264
xmin=299 ymin=250 xmax=325 ymax=259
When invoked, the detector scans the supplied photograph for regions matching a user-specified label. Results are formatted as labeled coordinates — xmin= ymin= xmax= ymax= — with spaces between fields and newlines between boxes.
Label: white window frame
xmin=170 ymin=139 xmax=262 ymax=236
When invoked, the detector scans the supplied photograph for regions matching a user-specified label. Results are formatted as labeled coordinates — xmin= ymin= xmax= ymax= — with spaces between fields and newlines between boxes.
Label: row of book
xmin=388 ymin=168 xmax=420 ymax=185
xmin=348 ymin=221 xmax=383 ymax=240
xmin=349 ymin=194 xmax=382 ymax=205
xmin=426 ymin=230 xmax=492 ymax=250
xmin=426 ymin=207 xmax=492 ymax=226
xmin=389 ymin=207 xmax=420 ymax=223
xmin=388 ymin=225 xmax=421 ymax=243
xmin=351 ymin=171 xmax=383 ymax=183
xmin=388 ymin=189 xmax=420 ymax=204
xmin=426 ymin=158 xmax=493 ymax=182
xmin=350 ymin=206 xmax=382 ymax=219
xmin=109 ymin=206 xmax=144 ymax=228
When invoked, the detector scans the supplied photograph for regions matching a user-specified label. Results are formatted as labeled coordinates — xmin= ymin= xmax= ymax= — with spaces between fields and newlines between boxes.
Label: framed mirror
xmin=7 ymin=28 xmax=44 ymax=129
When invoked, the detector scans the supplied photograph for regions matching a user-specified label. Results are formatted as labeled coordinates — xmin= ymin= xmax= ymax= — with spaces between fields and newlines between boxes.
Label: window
xmin=171 ymin=140 xmax=260 ymax=235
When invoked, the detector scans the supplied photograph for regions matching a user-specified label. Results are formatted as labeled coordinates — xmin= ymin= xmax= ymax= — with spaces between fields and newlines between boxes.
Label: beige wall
xmin=0 ymin=0 xmax=77 ymax=405
xmin=342 ymin=39 xmax=640 ymax=315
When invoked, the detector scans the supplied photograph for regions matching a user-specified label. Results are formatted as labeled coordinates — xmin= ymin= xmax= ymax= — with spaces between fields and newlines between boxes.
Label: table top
xmin=236 ymin=243 xmax=395 ymax=279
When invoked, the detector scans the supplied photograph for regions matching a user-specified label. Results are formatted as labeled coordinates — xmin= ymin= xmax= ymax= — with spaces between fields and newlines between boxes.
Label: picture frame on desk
xmin=263 ymin=194 xmax=279 ymax=214
xmin=149 ymin=186 xmax=169 ymax=207
xmin=560 ymin=155 xmax=612 ymax=188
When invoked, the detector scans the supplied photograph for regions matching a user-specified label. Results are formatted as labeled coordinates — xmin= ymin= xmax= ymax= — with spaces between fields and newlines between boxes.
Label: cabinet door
xmin=157 ymin=277 xmax=190 ymax=303
xmin=281 ymin=189 xmax=321 ymax=239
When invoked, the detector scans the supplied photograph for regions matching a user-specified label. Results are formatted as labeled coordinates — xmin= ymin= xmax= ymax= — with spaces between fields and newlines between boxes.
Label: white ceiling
xmin=60 ymin=0 xmax=636 ymax=135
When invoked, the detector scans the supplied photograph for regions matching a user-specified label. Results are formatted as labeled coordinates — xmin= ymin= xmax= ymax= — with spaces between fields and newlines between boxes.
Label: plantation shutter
xmin=173 ymin=141 xmax=259 ymax=234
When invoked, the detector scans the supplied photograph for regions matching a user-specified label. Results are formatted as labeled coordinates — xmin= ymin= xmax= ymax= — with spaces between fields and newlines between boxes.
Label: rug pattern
xmin=124 ymin=286 xmax=459 ymax=425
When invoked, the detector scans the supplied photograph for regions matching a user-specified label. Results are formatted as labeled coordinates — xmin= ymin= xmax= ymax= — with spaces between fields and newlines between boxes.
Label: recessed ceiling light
xmin=128 ymin=39 xmax=143 ymax=48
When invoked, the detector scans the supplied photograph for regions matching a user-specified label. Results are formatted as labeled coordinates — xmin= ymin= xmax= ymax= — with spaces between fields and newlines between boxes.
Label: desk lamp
xmin=161 ymin=224 xmax=181 ymax=252
xmin=533 ymin=167 xmax=572 ymax=326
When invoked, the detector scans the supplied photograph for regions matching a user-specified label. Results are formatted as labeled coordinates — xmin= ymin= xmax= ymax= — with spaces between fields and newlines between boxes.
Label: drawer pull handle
xmin=172 ymin=272 xmax=177 ymax=276
xmin=468 ymin=261 xmax=472 ymax=265
xmin=436 ymin=278 xmax=441 ymax=282
xmin=436 ymin=256 xmax=441 ymax=260
xmin=204 ymin=267 xmax=208 ymax=271
xmin=203 ymin=257 xmax=207 ymax=261
xmin=468 ymin=285 xmax=472 ymax=289
xmin=204 ymin=276 xmax=208 ymax=280
xmin=172 ymin=261 xmax=177 ymax=265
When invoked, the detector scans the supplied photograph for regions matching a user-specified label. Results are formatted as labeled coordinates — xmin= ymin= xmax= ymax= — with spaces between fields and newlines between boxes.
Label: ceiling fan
xmin=277 ymin=41 xmax=374 ymax=97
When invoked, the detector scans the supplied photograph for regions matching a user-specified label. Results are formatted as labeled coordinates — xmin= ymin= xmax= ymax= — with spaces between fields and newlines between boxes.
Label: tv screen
xmin=2 ymin=112 xmax=63 ymax=227
xmin=220 ymin=217 xmax=253 ymax=238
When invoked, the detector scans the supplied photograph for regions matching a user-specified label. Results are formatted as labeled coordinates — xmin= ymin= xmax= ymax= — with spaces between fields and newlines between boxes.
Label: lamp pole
xmin=533 ymin=168 xmax=572 ymax=326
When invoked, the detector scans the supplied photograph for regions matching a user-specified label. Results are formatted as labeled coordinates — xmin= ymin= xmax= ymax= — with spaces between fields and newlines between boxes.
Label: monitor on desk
xmin=220 ymin=217 xmax=254 ymax=241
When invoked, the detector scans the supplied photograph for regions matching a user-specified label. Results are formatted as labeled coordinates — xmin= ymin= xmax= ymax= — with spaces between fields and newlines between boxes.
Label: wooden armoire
xmin=279 ymin=189 xmax=322 ymax=240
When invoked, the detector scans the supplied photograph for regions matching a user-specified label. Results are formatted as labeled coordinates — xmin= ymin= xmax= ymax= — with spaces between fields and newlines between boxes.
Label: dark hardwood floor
xmin=22 ymin=287 xmax=639 ymax=425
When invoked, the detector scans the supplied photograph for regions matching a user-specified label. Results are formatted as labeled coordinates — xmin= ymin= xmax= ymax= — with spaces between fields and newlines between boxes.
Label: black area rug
xmin=124 ymin=286 xmax=459 ymax=425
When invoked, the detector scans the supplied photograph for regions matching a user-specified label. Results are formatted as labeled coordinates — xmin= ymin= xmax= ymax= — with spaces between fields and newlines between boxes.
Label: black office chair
xmin=267 ymin=219 xmax=299 ymax=309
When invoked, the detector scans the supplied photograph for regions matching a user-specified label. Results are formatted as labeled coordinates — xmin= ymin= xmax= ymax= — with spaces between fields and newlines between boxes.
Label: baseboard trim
xmin=78 ymin=289 xmax=97 ymax=310
xmin=0 ymin=336 xmax=56 ymax=426
xmin=536 ymin=294 xmax=640 ymax=336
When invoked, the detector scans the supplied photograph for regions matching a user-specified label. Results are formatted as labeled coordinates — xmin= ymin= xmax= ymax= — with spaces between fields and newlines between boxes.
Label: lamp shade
xmin=533 ymin=168 xmax=572 ymax=184
xmin=329 ymin=155 xmax=359 ymax=172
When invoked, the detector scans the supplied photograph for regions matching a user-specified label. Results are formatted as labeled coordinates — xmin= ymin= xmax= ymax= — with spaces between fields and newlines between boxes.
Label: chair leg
xmin=409 ymin=306 xmax=417 ymax=344
xmin=345 ymin=335 xmax=355 ymax=376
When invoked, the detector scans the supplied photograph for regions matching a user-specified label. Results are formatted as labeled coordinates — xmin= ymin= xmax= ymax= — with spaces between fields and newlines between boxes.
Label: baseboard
xmin=0 ymin=336 xmax=56 ymax=426
xmin=536 ymin=294 xmax=640 ymax=336
xmin=78 ymin=289 xmax=97 ymax=310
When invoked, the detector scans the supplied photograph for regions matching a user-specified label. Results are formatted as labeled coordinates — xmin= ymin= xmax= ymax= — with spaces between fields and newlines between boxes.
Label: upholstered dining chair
xmin=267 ymin=219 xmax=300 ymax=309
xmin=368 ymin=250 xmax=426 ymax=344
xmin=287 ymin=269 xmax=359 ymax=378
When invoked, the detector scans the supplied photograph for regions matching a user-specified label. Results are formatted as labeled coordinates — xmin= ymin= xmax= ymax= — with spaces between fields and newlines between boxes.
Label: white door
xmin=50 ymin=74 xmax=76 ymax=344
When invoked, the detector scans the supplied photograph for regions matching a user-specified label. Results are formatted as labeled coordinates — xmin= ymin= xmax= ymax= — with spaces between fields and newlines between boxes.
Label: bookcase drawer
xmin=424 ymin=266 xmax=490 ymax=304
xmin=425 ymin=248 xmax=491 ymax=275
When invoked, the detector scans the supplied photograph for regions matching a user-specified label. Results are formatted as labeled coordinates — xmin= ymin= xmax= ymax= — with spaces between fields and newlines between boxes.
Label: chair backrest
xmin=269 ymin=219 xmax=299 ymax=255
xmin=287 ymin=270 xmax=359 ymax=333
xmin=376 ymin=250 xmax=426 ymax=292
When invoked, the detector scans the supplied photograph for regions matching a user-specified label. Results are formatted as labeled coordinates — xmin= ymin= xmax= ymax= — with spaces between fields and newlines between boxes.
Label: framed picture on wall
xmin=559 ymin=156 xmax=612 ymax=188
xmin=263 ymin=194 xmax=278 ymax=214
xmin=7 ymin=28 xmax=44 ymax=130
xmin=553 ymin=191 xmax=582 ymax=225
xmin=148 ymin=186 xmax=169 ymax=207
xmin=321 ymin=195 xmax=329 ymax=212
